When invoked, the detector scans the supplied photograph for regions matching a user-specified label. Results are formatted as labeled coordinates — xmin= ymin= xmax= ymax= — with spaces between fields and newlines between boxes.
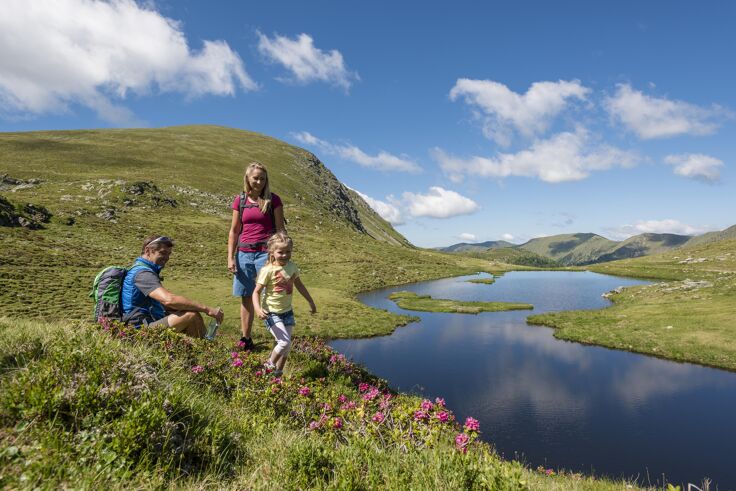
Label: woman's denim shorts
xmin=232 ymin=251 xmax=268 ymax=297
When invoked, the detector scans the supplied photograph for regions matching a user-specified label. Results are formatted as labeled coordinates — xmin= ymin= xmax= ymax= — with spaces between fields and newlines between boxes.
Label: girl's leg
xmin=268 ymin=321 xmax=293 ymax=370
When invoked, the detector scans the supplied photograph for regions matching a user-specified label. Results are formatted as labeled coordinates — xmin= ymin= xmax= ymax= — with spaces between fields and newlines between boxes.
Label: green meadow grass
xmin=529 ymin=239 xmax=736 ymax=370
xmin=388 ymin=291 xmax=533 ymax=314
xmin=467 ymin=277 xmax=496 ymax=285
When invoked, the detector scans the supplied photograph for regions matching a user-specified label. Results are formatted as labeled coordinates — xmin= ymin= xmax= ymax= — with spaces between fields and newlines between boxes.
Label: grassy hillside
xmin=0 ymin=126 xmax=646 ymax=489
xmin=683 ymin=224 xmax=736 ymax=248
xmin=529 ymin=238 xmax=736 ymax=370
xmin=440 ymin=240 xmax=514 ymax=253
xmin=595 ymin=233 xmax=691 ymax=263
xmin=454 ymin=247 xmax=561 ymax=268
xmin=517 ymin=233 xmax=617 ymax=265
xmin=0 ymin=125 xmax=513 ymax=339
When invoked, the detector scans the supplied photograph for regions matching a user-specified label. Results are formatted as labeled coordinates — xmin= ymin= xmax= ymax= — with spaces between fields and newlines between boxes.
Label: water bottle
xmin=205 ymin=306 xmax=221 ymax=341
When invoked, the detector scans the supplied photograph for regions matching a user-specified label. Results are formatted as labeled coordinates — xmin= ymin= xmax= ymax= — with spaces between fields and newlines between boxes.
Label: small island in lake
xmin=466 ymin=277 xmax=495 ymax=285
xmin=388 ymin=291 xmax=533 ymax=314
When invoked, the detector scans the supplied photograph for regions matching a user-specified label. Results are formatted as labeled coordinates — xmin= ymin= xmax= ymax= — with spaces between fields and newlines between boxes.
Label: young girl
xmin=228 ymin=162 xmax=286 ymax=350
xmin=252 ymin=232 xmax=316 ymax=376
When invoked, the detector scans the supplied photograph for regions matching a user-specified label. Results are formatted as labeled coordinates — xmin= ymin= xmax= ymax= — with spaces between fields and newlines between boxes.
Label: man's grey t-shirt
xmin=134 ymin=270 xmax=162 ymax=296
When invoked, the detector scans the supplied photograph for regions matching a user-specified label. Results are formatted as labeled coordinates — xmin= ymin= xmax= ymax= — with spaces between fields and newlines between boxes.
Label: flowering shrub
xmin=90 ymin=325 xmax=490 ymax=465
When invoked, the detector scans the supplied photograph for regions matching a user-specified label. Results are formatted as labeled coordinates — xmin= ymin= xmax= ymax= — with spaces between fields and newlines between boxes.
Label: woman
xmin=228 ymin=161 xmax=285 ymax=349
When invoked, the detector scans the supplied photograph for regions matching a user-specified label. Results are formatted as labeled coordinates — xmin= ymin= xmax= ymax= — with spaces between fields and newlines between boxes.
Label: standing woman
xmin=228 ymin=162 xmax=285 ymax=349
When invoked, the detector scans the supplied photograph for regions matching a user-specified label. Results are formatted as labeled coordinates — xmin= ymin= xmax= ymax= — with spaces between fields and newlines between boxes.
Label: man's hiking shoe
xmin=239 ymin=337 xmax=255 ymax=350
xmin=272 ymin=369 xmax=283 ymax=378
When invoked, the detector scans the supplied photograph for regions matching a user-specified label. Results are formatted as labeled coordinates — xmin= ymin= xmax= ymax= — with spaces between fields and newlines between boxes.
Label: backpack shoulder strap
xmin=238 ymin=192 xmax=247 ymax=225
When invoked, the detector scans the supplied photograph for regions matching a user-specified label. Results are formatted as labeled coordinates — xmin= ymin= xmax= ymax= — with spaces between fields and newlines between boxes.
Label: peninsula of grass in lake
xmin=388 ymin=291 xmax=532 ymax=314
xmin=467 ymin=277 xmax=495 ymax=285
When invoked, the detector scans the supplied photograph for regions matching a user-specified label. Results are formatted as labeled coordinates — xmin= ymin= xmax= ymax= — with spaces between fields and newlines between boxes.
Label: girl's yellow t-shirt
xmin=256 ymin=261 xmax=300 ymax=314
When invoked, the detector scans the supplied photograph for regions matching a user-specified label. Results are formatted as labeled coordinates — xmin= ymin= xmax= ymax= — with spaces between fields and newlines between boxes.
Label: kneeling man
xmin=122 ymin=235 xmax=224 ymax=337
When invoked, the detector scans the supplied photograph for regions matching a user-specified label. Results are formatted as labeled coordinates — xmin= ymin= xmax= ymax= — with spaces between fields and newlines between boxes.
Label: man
xmin=122 ymin=235 xmax=224 ymax=337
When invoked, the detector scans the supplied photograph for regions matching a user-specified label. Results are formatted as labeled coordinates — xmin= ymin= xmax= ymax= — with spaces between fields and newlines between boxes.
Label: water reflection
xmin=331 ymin=271 xmax=736 ymax=488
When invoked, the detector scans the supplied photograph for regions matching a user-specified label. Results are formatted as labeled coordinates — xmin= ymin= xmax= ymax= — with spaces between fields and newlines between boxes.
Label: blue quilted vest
xmin=121 ymin=257 xmax=166 ymax=326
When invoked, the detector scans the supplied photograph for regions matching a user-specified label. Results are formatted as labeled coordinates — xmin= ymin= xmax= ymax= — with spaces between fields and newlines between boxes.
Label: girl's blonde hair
xmin=267 ymin=231 xmax=293 ymax=264
xmin=243 ymin=161 xmax=272 ymax=214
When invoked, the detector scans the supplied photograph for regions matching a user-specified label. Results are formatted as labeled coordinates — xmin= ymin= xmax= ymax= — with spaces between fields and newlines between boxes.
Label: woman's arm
xmin=227 ymin=209 xmax=242 ymax=273
xmin=273 ymin=205 xmax=286 ymax=233
xmin=294 ymin=277 xmax=316 ymax=313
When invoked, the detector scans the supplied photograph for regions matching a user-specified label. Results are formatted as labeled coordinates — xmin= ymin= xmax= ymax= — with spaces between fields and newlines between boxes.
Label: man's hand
xmin=207 ymin=306 xmax=224 ymax=324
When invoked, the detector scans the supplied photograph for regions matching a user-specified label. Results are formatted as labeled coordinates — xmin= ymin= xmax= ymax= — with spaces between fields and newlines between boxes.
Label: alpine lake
xmin=330 ymin=271 xmax=736 ymax=489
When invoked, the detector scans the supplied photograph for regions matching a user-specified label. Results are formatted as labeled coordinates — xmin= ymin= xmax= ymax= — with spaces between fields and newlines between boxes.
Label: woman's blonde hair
xmin=243 ymin=161 xmax=272 ymax=214
xmin=267 ymin=231 xmax=293 ymax=264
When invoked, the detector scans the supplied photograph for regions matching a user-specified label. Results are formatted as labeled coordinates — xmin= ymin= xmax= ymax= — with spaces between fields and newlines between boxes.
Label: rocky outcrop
xmin=0 ymin=195 xmax=52 ymax=229
xmin=293 ymin=151 xmax=366 ymax=233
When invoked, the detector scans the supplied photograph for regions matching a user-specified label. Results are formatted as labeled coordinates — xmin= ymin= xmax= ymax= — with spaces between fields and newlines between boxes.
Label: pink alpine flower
xmin=435 ymin=397 xmax=446 ymax=407
xmin=231 ymin=351 xmax=240 ymax=359
xmin=333 ymin=417 xmax=343 ymax=429
xmin=420 ymin=399 xmax=434 ymax=411
xmin=340 ymin=401 xmax=357 ymax=411
xmin=363 ymin=388 xmax=380 ymax=401
xmin=231 ymin=358 xmax=243 ymax=368
xmin=358 ymin=382 xmax=371 ymax=393
xmin=237 ymin=340 xmax=247 ymax=348
xmin=298 ymin=386 xmax=311 ymax=397
xmin=436 ymin=411 xmax=450 ymax=423
xmin=255 ymin=370 xmax=263 ymax=377
xmin=308 ymin=421 xmax=321 ymax=431
xmin=338 ymin=394 xmax=348 ymax=403
xmin=371 ymin=411 xmax=385 ymax=423
xmin=455 ymin=433 xmax=470 ymax=453
xmin=191 ymin=365 xmax=204 ymax=374
xmin=414 ymin=410 xmax=428 ymax=421
xmin=464 ymin=417 xmax=480 ymax=432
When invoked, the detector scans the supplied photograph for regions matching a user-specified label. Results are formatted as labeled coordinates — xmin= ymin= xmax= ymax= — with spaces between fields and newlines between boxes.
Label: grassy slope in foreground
xmin=528 ymin=239 xmax=736 ymax=371
xmin=389 ymin=291 xmax=532 ymax=314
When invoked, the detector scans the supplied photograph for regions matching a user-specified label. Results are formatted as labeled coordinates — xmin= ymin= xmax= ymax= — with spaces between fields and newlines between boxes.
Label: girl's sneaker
xmin=263 ymin=361 xmax=276 ymax=372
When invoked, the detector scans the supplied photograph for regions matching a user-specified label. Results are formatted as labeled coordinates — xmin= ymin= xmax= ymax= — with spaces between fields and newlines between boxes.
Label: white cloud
xmin=292 ymin=131 xmax=422 ymax=173
xmin=433 ymin=128 xmax=639 ymax=183
xmin=351 ymin=189 xmax=404 ymax=225
xmin=604 ymin=84 xmax=727 ymax=139
xmin=0 ymin=0 xmax=255 ymax=124
xmin=257 ymin=32 xmax=358 ymax=91
xmin=501 ymin=233 xmax=515 ymax=242
xmin=458 ymin=233 xmax=477 ymax=242
xmin=449 ymin=79 xmax=590 ymax=145
xmin=664 ymin=153 xmax=724 ymax=183
xmin=606 ymin=219 xmax=715 ymax=240
xmin=402 ymin=187 xmax=479 ymax=219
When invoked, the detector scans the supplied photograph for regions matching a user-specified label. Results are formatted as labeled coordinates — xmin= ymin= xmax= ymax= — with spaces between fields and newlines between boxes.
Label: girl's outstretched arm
xmin=294 ymin=277 xmax=317 ymax=313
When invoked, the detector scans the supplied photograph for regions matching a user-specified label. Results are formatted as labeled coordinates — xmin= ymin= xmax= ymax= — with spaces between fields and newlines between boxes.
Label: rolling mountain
xmin=439 ymin=240 xmax=514 ymax=253
xmin=441 ymin=227 xmax=735 ymax=266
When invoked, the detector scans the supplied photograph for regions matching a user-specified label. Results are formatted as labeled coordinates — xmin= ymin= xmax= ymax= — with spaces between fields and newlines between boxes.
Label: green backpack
xmin=90 ymin=266 xmax=128 ymax=321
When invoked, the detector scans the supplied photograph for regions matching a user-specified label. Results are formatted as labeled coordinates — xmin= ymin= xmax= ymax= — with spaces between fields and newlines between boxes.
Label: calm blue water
xmin=330 ymin=271 xmax=736 ymax=489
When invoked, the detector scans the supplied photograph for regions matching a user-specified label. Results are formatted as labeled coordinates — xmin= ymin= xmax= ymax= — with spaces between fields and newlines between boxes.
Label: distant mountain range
xmin=439 ymin=226 xmax=736 ymax=266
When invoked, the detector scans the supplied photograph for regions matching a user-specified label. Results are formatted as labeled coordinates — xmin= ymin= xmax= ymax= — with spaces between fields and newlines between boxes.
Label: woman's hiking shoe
xmin=239 ymin=336 xmax=255 ymax=350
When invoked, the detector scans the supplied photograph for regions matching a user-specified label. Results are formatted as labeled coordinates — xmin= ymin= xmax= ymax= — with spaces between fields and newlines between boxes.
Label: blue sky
xmin=1 ymin=0 xmax=734 ymax=247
